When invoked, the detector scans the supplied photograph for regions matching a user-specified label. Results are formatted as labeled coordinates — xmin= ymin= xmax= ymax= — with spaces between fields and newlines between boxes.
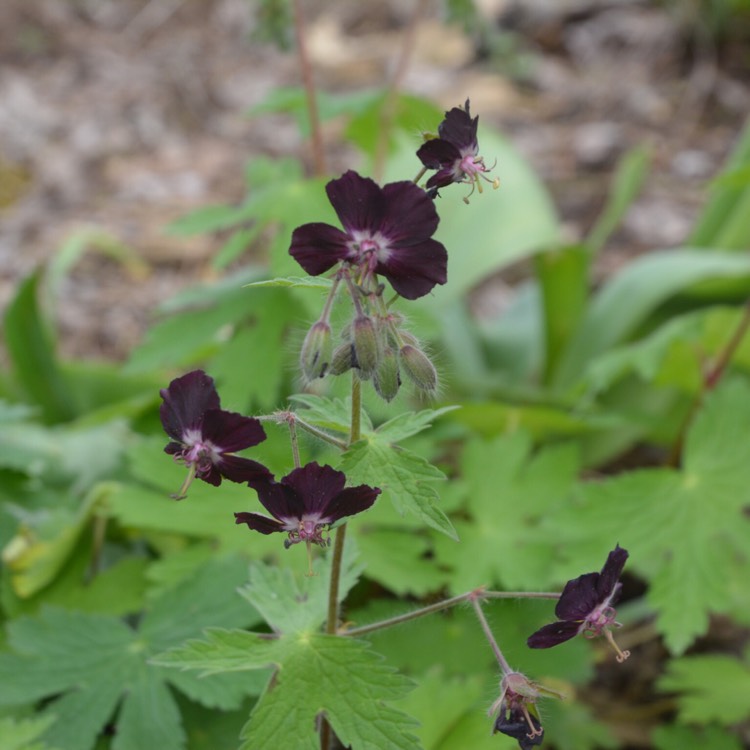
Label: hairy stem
xmin=291 ymin=0 xmax=326 ymax=177
xmin=288 ymin=419 xmax=301 ymax=469
xmin=470 ymin=595 xmax=513 ymax=675
xmin=342 ymin=589 xmax=559 ymax=637
xmin=322 ymin=374 xmax=362 ymax=750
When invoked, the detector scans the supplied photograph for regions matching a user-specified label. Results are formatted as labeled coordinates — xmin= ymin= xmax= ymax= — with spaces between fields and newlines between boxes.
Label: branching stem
xmin=341 ymin=589 xmax=560 ymax=637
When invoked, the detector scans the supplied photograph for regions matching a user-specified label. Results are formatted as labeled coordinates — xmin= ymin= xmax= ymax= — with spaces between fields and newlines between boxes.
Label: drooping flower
xmin=416 ymin=99 xmax=496 ymax=198
xmin=235 ymin=462 xmax=380 ymax=549
xmin=527 ymin=545 xmax=631 ymax=662
xmin=160 ymin=370 xmax=271 ymax=499
xmin=489 ymin=672 xmax=553 ymax=750
xmin=289 ymin=170 xmax=447 ymax=300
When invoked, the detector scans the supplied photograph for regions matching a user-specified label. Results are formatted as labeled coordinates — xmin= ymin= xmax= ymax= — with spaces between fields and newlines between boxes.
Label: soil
xmin=1 ymin=0 xmax=749 ymax=363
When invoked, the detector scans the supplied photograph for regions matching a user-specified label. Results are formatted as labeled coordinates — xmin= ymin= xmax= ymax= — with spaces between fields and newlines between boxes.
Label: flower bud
xmin=373 ymin=346 xmax=401 ymax=402
xmin=300 ymin=321 xmax=332 ymax=380
xmin=352 ymin=315 xmax=381 ymax=377
xmin=399 ymin=344 xmax=437 ymax=392
xmin=329 ymin=342 xmax=355 ymax=376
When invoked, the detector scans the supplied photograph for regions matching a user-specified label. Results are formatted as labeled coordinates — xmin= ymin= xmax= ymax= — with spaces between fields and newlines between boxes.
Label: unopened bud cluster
xmin=299 ymin=282 xmax=437 ymax=402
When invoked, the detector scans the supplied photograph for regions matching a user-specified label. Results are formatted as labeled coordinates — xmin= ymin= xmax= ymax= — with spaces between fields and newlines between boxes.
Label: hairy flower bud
xmin=399 ymin=344 xmax=437 ymax=392
xmin=373 ymin=346 xmax=401 ymax=402
xmin=329 ymin=343 xmax=355 ymax=376
xmin=352 ymin=315 xmax=381 ymax=377
xmin=300 ymin=321 xmax=332 ymax=380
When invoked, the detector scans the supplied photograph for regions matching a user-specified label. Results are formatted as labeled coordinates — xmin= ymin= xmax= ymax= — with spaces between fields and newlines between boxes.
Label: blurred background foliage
xmin=1 ymin=0 xmax=750 ymax=749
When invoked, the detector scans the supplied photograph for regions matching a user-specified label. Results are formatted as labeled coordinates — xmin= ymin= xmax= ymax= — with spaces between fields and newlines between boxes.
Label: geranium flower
xmin=235 ymin=462 xmax=379 ymax=569
xmin=527 ymin=545 xmax=631 ymax=662
xmin=160 ymin=370 xmax=271 ymax=499
xmin=416 ymin=99 xmax=496 ymax=197
xmin=489 ymin=673 xmax=551 ymax=750
xmin=289 ymin=170 xmax=447 ymax=300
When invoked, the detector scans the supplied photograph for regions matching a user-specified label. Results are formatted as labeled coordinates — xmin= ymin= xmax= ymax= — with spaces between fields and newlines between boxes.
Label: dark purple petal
xmin=289 ymin=222 xmax=352 ymax=276
xmin=218 ymin=455 xmax=272 ymax=484
xmin=494 ymin=708 xmax=544 ymax=749
xmin=159 ymin=370 xmax=220 ymax=442
xmin=164 ymin=441 xmax=182 ymax=455
xmin=326 ymin=171 xmax=386 ymax=235
xmin=234 ymin=511 xmax=285 ymax=535
xmin=380 ymin=181 xmax=440 ymax=244
xmin=252 ymin=480 xmax=306 ymax=522
xmin=199 ymin=464 xmax=223 ymax=487
xmin=376 ymin=238 xmax=447 ymax=300
xmin=596 ymin=545 xmax=629 ymax=602
xmin=437 ymin=105 xmax=478 ymax=152
xmin=425 ymin=169 xmax=459 ymax=191
xmin=201 ymin=409 xmax=267 ymax=453
xmin=417 ymin=139 xmax=462 ymax=170
xmin=281 ymin=462 xmax=347 ymax=516
xmin=320 ymin=485 xmax=380 ymax=523
xmin=526 ymin=619 xmax=582 ymax=649
xmin=554 ymin=571 xmax=601 ymax=621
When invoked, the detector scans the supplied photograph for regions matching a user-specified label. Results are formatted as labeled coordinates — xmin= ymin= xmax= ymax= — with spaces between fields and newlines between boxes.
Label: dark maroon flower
xmin=160 ymin=370 xmax=271 ymax=499
xmin=489 ymin=673 xmax=547 ymax=750
xmin=527 ymin=545 xmax=631 ymax=662
xmin=416 ymin=99 xmax=496 ymax=197
xmin=235 ymin=462 xmax=380 ymax=549
xmin=289 ymin=170 xmax=447 ymax=300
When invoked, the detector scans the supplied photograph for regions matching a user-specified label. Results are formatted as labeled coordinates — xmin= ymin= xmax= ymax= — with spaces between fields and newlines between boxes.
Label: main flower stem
xmin=322 ymin=375 xmax=362 ymax=750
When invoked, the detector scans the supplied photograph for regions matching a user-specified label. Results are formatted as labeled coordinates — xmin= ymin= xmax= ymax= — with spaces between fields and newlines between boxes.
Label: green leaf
xmin=437 ymin=433 xmax=579 ymax=591
xmin=3 ymin=271 xmax=74 ymax=423
xmin=585 ymin=144 xmax=651 ymax=255
xmin=0 ymin=714 xmax=59 ymax=750
xmin=554 ymin=250 xmax=750 ymax=388
xmin=689 ymin=116 xmax=750 ymax=249
xmin=340 ymin=439 xmax=457 ymax=539
xmin=156 ymin=629 xmax=419 ymax=749
xmin=557 ymin=380 xmax=750 ymax=653
xmin=3 ymin=483 xmax=113 ymax=598
xmin=652 ymin=723 xmax=744 ymax=750
xmin=289 ymin=394 xmax=373 ymax=435
xmin=353 ymin=529 xmax=446 ymax=596
xmin=373 ymin=406 xmax=459 ymax=443
xmin=0 ymin=557 xmax=260 ymax=750
xmin=535 ymin=244 xmax=589 ymax=383
xmin=237 ymin=549 xmax=362 ymax=634
xmin=658 ymin=654 xmax=750 ymax=724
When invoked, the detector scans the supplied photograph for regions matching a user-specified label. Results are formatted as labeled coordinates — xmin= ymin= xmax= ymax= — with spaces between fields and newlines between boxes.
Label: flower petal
xmin=202 ymin=409 xmax=267 ymax=453
xmin=438 ymin=105 xmax=478 ymax=153
xmin=376 ymin=238 xmax=447 ymax=300
xmin=319 ymin=485 xmax=380 ymax=524
xmin=554 ymin=571 xmax=601 ymax=621
xmin=526 ymin=619 xmax=582 ymax=649
xmin=289 ymin=222 xmax=352 ymax=276
xmin=416 ymin=139 xmax=461 ymax=170
xmin=218 ymin=455 xmax=273 ymax=484
xmin=234 ymin=512 xmax=285 ymax=535
xmin=380 ymin=181 xmax=439 ymax=243
xmin=281 ymin=462 xmax=347 ymax=516
xmin=159 ymin=370 xmax=220 ymax=442
xmin=326 ymin=170 xmax=386 ymax=235
xmin=596 ymin=545 xmax=629 ymax=602
xmin=251 ymin=479 xmax=306 ymax=523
